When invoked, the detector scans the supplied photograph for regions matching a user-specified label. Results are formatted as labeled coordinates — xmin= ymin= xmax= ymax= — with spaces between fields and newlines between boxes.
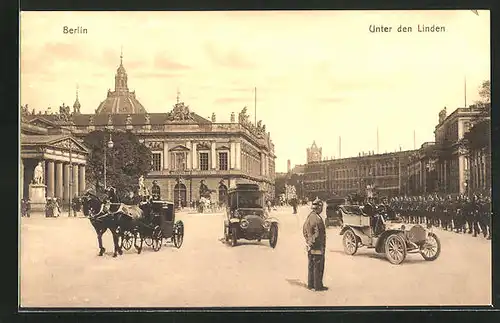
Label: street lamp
xmin=103 ymin=132 xmax=114 ymax=190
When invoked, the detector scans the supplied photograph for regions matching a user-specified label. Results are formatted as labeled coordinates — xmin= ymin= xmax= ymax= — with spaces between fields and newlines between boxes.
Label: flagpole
xmin=464 ymin=76 xmax=467 ymax=108
xmin=254 ymin=87 xmax=257 ymax=125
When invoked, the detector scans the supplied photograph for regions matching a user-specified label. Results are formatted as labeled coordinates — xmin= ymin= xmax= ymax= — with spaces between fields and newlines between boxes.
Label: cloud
xmin=316 ymin=97 xmax=345 ymax=103
xmin=213 ymin=97 xmax=249 ymax=104
xmin=21 ymin=41 xmax=88 ymax=74
xmin=133 ymin=71 xmax=183 ymax=79
xmin=154 ymin=52 xmax=191 ymax=70
xmin=204 ymin=42 xmax=255 ymax=69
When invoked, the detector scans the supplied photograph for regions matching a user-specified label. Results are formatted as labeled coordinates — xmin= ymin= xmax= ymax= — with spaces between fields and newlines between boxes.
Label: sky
xmin=20 ymin=10 xmax=490 ymax=173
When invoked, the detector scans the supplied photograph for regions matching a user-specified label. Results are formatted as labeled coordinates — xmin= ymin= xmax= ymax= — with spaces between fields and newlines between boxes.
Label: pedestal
xmin=29 ymin=184 xmax=47 ymax=217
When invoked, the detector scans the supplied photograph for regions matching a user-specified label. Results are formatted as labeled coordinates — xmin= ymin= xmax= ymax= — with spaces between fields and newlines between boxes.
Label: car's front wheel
xmin=420 ymin=232 xmax=441 ymax=261
xmin=230 ymin=227 xmax=238 ymax=247
xmin=269 ymin=223 xmax=278 ymax=248
xmin=384 ymin=233 xmax=407 ymax=265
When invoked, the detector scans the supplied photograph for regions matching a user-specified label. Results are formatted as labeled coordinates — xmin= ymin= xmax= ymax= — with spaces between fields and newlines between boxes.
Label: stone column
xmin=230 ymin=142 xmax=236 ymax=169
xmin=163 ymin=142 xmax=169 ymax=170
xmin=73 ymin=164 xmax=79 ymax=196
xmin=192 ymin=142 xmax=197 ymax=170
xmin=79 ymin=165 xmax=86 ymax=193
xmin=260 ymin=153 xmax=266 ymax=176
xmin=211 ymin=142 xmax=216 ymax=169
xmin=46 ymin=161 xmax=55 ymax=198
xmin=186 ymin=141 xmax=192 ymax=169
xmin=55 ymin=162 xmax=64 ymax=199
xmin=458 ymin=154 xmax=466 ymax=195
xmin=235 ymin=142 xmax=241 ymax=170
xmin=63 ymin=163 xmax=70 ymax=201
xmin=443 ymin=160 xmax=447 ymax=193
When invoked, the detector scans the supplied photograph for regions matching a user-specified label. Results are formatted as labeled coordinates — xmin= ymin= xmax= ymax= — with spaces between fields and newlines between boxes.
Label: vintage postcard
xmin=19 ymin=10 xmax=491 ymax=308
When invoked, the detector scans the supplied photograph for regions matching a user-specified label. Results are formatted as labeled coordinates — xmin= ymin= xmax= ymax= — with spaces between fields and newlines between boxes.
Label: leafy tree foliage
xmin=83 ymin=130 xmax=152 ymax=198
xmin=462 ymin=80 xmax=491 ymax=151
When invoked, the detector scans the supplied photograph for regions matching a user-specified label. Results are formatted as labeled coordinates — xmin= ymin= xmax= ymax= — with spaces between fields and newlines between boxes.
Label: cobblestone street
xmin=20 ymin=207 xmax=491 ymax=307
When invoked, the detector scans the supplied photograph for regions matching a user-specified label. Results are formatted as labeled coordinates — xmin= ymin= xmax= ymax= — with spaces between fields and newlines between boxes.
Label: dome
xmin=95 ymin=92 xmax=147 ymax=114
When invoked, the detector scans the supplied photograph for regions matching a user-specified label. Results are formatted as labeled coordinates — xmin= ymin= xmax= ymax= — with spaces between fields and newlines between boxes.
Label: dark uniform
xmin=303 ymin=200 xmax=327 ymax=291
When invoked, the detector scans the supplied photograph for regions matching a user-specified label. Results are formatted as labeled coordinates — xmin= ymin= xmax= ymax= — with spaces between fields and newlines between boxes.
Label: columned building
xmin=22 ymin=53 xmax=276 ymax=206
xmin=20 ymin=115 xmax=88 ymax=204
xmin=433 ymin=106 xmax=487 ymax=195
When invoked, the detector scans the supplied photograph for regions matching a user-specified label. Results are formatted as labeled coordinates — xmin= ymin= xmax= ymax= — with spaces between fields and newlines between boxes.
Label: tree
xmin=460 ymin=80 xmax=491 ymax=152
xmin=83 ymin=130 xmax=152 ymax=198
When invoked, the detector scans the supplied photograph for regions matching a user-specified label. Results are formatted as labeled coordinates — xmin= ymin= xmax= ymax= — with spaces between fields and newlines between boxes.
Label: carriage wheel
xmin=173 ymin=224 xmax=184 ymax=249
xmin=121 ymin=230 xmax=134 ymax=251
xmin=134 ymin=231 xmax=143 ymax=254
xmin=152 ymin=226 xmax=163 ymax=252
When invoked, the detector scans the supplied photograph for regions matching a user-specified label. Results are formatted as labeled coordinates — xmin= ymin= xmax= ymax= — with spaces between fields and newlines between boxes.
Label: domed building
xmin=94 ymin=52 xmax=147 ymax=114
xmin=21 ymin=52 xmax=277 ymax=208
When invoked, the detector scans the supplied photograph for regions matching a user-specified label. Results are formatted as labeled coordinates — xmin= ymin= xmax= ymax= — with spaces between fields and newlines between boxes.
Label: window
xmin=219 ymin=152 xmax=228 ymax=170
xmin=199 ymin=152 xmax=209 ymax=170
xmin=152 ymin=153 xmax=162 ymax=171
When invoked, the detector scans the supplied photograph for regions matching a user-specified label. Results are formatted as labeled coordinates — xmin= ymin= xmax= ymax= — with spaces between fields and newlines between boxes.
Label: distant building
xmin=304 ymin=150 xmax=413 ymax=200
xmin=306 ymin=141 xmax=322 ymax=163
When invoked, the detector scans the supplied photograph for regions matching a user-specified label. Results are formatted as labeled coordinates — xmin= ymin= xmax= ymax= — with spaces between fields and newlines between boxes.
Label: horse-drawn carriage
xmin=118 ymin=200 xmax=184 ymax=253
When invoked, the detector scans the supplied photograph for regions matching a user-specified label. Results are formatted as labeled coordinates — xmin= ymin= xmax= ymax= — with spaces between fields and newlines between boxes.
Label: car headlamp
xmin=240 ymin=220 xmax=249 ymax=229
xmin=263 ymin=221 xmax=271 ymax=229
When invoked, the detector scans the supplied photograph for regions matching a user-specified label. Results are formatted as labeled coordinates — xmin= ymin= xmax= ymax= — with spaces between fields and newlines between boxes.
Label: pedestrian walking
xmin=302 ymin=199 xmax=327 ymax=292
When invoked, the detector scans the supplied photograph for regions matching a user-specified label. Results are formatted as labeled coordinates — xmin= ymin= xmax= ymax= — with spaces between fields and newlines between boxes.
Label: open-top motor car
xmin=339 ymin=204 xmax=441 ymax=265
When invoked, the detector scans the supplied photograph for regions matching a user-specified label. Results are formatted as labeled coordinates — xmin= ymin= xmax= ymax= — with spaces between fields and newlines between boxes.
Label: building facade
xmin=20 ymin=113 xmax=89 ymax=205
xmin=304 ymin=150 xmax=413 ymax=200
xmin=21 ymin=54 xmax=276 ymax=206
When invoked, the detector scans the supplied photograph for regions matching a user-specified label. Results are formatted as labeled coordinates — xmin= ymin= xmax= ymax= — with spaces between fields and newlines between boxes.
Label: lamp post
xmin=103 ymin=131 xmax=114 ymax=190
xmin=68 ymin=141 xmax=73 ymax=217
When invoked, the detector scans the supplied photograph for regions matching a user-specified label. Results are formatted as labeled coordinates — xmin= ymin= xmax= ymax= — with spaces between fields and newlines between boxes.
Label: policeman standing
xmin=303 ymin=199 xmax=327 ymax=292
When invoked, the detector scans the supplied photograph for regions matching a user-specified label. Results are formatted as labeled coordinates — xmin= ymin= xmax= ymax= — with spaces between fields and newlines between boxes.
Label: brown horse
xmin=81 ymin=191 xmax=123 ymax=257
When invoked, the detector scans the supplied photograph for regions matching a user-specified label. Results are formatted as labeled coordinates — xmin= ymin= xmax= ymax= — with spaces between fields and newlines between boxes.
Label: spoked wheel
xmin=134 ymin=231 xmax=143 ymax=254
xmin=342 ymin=229 xmax=358 ymax=255
xmin=384 ymin=234 xmax=407 ymax=265
xmin=152 ymin=226 xmax=163 ymax=252
xmin=230 ymin=227 xmax=238 ymax=247
xmin=121 ymin=230 xmax=134 ymax=251
xmin=269 ymin=223 xmax=278 ymax=248
xmin=420 ymin=232 xmax=441 ymax=261
xmin=173 ymin=221 xmax=184 ymax=249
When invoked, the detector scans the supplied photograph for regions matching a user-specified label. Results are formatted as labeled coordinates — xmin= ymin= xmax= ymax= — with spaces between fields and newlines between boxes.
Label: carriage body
xmin=223 ymin=184 xmax=278 ymax=248
xmin=338 ymin=204 xmax=441 ymax=265
xmin=119 ymin=199 xmax=184 ymax=252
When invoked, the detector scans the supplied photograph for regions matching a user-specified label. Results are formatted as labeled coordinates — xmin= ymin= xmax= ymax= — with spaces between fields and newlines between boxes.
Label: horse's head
xmin=81 ymin=191 xmax=103 ymax=217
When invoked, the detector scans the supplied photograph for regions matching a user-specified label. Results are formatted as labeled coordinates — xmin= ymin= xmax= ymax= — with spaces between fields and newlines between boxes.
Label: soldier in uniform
xmin=151 ymin=180 xmax=161 ymax=200
xmin=303 ymin=199 xmax=327 ymax=292
xmin=470 ymin=195 xmax=481 ymax=237
xmin=481 ymin=195 xmax=492 ymax=240
xmin=455 ymin=196 xmax=466 ymax=233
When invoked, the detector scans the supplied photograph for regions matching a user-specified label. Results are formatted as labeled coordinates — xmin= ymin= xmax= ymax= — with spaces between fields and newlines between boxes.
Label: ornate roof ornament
xmin=125 ymin=114 xmax=132 ymax=125
xmin=166 ymin=101 xmax=195 ymax=122
xmin=144 ymin=114 xmax=150 ymax=124
xmin=56 ymin=103 xmax=72 ymax=122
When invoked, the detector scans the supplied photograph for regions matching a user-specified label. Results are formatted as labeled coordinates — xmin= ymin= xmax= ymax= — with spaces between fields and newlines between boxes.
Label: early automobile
xmin=223 ymin=183 xmax=279 ymax=248
xmin=325 ymin=197 xmax=347 ymax=227
xmin=339 ymin=204 xmax=441 ymax=265
xmin=119 ymin=200 xmax=184 ymax=253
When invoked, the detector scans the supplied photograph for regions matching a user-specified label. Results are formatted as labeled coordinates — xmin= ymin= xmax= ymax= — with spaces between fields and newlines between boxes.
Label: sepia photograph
xmin=19 ymin=10 xmax=491 ymax=308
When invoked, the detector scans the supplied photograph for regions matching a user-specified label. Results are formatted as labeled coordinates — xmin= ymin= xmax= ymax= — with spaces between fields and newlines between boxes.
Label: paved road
xmin=20 ymin=206 xmax=491 ymax=307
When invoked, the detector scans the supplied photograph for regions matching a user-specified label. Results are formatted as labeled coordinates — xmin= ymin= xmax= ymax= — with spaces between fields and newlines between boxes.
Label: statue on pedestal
xmin=125 ymin=114 xmax=133 ymax=125
xmin=33 ymin=161 xmax=44 ymax=184
xmin=230 ymin=112 xmax=235 ymax=123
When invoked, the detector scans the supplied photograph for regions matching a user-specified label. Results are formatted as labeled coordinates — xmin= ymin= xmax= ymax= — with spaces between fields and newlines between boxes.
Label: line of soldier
xmin=386 ymin=194 xmax=491 ymax=240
